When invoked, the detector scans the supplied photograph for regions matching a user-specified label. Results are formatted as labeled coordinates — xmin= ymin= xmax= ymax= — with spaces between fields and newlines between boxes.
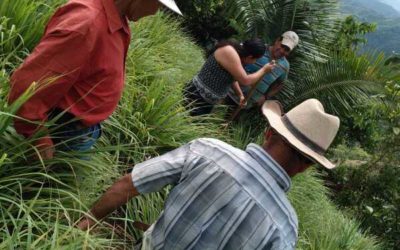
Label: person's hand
xmin=34 ymin=136 xmax=55 ymax=160
xmin=239 ymin=95 xmax=247 ymax=108
xmin=256 ymin=95 xmax=266 ymax=107
xmin=77 ymin=217 xmax=96 ymax=231
xmin=263 ymin=60 xmax=276 ymax=73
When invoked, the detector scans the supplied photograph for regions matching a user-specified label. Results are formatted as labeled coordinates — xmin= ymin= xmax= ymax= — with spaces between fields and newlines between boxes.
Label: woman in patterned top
xmin=184 ymin=39 xmax=275 ymax=116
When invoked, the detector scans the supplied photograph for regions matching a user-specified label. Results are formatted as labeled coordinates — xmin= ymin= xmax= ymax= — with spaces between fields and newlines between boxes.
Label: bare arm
xmin=232 ymin=81 xmax=246 ymax=107
xmin=214 ymin=46 xmax=274 ymax=86
xmin=232 ymin=81 xmax=244 ymax=99
xmin=77 ymin=174 xmax=139 ymax=230
xmin=265 ymin=80 xmax=284 ymax=99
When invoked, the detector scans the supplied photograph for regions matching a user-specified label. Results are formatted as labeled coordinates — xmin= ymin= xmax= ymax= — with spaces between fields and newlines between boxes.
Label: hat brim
xmin=281 ymin=39 xmax=294 ymax=51
xmin=262 ymin=101 xmax=336 ymax=169
xmin=159 ymin=0 xmax=182 ymax=15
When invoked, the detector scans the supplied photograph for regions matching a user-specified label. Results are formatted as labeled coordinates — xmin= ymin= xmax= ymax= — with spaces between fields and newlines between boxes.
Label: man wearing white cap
xmin=8 ymin=0 xmax=182 ymax=160
xmin=226 ymin=31 xmax=299 ymax=114
xmin=77 ymin=99 xmax=339 ymax=250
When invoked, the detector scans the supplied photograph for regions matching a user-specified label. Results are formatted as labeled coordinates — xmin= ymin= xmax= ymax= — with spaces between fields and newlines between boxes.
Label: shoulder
xmin=188 ymin=138 xmax=243 ymax=156
xmin=189 ymin=138 xmax=235 ymax=149
xmin=278 ymin=57 xmax=290 ymax=70
xmin=214 ymin=45 xmax=238 ymax=59
xmin=45 ymin=0 xmax=102 ymax=35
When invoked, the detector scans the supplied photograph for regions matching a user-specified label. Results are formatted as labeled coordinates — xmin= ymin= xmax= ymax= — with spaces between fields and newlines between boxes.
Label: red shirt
xmin=8 ymin=0 xmax=131 ymax=137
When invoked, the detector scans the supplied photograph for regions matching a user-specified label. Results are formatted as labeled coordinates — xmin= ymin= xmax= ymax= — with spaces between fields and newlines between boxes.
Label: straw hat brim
xmin=262 ymin=101 xmax=335 ymax=169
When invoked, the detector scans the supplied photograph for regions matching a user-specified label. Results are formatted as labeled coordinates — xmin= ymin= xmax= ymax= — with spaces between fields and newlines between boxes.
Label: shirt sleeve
xmin=276 ymin=62 xmax=289 ymax=82
xmin=8 ymin=29 xmax=90 ymax=137
xmin=131 ymin=143 xmax=191 ymax=194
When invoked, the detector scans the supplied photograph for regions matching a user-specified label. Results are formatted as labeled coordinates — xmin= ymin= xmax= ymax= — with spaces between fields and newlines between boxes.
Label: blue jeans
xmin=49 ymin=110 xmax=101 ymax=152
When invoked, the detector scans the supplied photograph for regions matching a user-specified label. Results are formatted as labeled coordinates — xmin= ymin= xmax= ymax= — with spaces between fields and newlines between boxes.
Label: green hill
xmin=339 ymin=0 xmax=400 ymax=55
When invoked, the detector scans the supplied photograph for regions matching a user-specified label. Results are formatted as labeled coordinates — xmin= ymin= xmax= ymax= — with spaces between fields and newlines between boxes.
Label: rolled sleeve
xmin=131 ymin=143 xmax=191 ymax=194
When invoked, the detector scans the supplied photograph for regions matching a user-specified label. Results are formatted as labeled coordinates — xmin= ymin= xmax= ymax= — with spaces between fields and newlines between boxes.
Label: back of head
xmin=241 ymin=38 xmax=266 ymax=58
xmin=210 ymin=38 xmax=266 ymax=58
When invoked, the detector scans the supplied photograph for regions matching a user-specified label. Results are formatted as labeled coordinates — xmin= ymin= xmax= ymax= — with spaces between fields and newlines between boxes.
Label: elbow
xmin=120 ymin=174 xmax=139 ymax=199
xmin=239 ymin=78 xmax=253 ymax=86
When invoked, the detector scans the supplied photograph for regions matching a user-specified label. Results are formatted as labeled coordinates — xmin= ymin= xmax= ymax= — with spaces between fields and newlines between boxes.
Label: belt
xmin=48 ymin=108 xmax=86 ymax=129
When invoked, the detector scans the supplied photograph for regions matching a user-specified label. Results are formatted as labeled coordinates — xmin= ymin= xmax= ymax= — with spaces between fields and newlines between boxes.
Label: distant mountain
xmin=379 ymin=0 xmax=400 ymax=12
xmin=340 ymin=0 xmax=400 ymax=20
xmin=339 ymin=0 xmax=400 ymax=55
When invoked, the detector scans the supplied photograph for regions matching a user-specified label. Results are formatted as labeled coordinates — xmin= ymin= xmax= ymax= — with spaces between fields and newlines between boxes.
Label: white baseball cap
xmin=159 ymin=0 xmax=182 ymax=15
xmin=281 ymin=31 xmax=299 ymax=51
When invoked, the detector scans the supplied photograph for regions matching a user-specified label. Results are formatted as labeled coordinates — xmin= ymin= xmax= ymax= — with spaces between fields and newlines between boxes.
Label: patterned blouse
xmin=191 ymin=54 xmax=235 ymax=104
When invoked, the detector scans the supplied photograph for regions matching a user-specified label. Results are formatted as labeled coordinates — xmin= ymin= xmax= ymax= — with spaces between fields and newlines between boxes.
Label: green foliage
xmin=0 ymin=67 xmax=119 ymax=248
xmin=339 ymin=0 xmax=400 ymax=55
xmin=224 ymin=0 xmax=387 ymax=120
xmin=329 ymin=144 xmax=400 ymax=249
xmin=103 ymin=13 xmax=223 ymax=162
xmin=328 ymin=77 xmax=400 ymax=248
xmin=0 ymin=0 xmax=60 ymax=52
xmin=284 ymin=51 xmax=386 ymax=116
xmin=0 ymin=17 xmax=25 ymax=70
xmin=332 ymin=16 xmax=377 ymax=51
xmin=226 ymin=0 xmax=339 ymax=64
xmin=174 ymin=0 xmax=237 ymax=48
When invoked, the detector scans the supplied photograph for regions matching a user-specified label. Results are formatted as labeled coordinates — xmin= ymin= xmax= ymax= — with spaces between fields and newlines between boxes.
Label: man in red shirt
xmin=8 ymin=0 xmax=182 ymax=159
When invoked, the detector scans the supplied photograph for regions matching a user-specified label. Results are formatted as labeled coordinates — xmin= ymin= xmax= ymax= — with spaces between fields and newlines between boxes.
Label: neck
xmin=269 ymin=46 xmax=276 ymax=60
xmin=114 ymin=0 xmax=131 ymax=18
xmin=263 ymin=142 xmax=293 ymax=176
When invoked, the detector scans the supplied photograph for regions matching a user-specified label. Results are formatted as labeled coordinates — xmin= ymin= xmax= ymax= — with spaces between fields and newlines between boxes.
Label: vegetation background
xmin=0 ymin=0 xmax=398 ymax=249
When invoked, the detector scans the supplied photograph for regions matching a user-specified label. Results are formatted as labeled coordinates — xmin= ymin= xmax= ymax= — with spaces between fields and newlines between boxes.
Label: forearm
xmin=241 ymin=67 xmax=269 ymax=86
xmin=266 ymin=82 xmax=284 ymax=98
xmin=89 ymin=174 xmax=139 ymax=222
xmin=232 ymin=81 xmax=244 ymax=98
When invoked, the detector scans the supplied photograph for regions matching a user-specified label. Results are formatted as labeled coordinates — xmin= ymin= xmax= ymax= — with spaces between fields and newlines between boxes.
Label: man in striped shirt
xmin=78 ymin=99 xmax=340 ymax=250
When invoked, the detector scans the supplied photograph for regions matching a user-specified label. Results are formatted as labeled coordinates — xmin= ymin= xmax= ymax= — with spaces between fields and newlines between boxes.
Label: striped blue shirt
xmin=228 ymin=48 xmax=290 ymax=108
xmin=131 ymin=138 xmax=298 ymax=250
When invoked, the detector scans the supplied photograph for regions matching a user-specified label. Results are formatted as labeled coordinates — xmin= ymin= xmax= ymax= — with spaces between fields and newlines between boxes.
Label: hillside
xmin=339 ymin=0 xmax=400 ymax=55
xmin=379 ymin=0 xmax=400 ymax=12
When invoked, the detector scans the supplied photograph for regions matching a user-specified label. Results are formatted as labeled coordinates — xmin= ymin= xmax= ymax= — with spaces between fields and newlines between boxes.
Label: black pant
xmin=183 ymin=83 xmax=214 ymax=116
xmin=223 ymin=96 xmax=239 ymax=118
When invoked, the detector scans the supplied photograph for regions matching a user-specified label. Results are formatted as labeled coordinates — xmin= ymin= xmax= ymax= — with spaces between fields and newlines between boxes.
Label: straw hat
xmin=158 ymin=0 xmax=182 ymax=15
xmin=262 ymin=99 xmax=340 ymax=169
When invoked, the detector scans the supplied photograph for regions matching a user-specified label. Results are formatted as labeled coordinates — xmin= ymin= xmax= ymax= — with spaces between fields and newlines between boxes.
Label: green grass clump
xmin=290 ymin=170 xmax=381 ymax=250
xmin=104 ymin=12 xmax=224 ymax=163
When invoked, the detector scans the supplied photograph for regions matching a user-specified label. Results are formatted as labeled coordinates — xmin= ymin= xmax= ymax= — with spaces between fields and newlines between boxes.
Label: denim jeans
xmin=49 ymin=109 xmax=101 ymax=152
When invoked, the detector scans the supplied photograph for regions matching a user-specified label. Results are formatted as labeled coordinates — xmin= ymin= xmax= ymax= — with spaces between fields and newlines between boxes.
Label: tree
xmin=332 ymin=16 xmax=377 ymax=52
xmin=174 ymin=0 xmax=238 ymax=49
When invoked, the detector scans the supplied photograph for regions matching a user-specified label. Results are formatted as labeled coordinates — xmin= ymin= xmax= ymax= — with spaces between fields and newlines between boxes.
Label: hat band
xmin=282 ymin=116 xmax=326 ymax=155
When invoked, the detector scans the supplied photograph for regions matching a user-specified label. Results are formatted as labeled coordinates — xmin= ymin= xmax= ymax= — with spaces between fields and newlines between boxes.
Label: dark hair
xmin=210 ymin=38 xmax=266 ymax=58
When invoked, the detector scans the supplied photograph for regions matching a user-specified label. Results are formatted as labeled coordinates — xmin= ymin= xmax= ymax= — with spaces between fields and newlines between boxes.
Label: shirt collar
xmin=266 ymin=45 xmax=287 ymax=63
xmin=245 ymin=143 xmax=291 ymax=192
xmin=101 ymin=0 xmax=130 ymax=34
